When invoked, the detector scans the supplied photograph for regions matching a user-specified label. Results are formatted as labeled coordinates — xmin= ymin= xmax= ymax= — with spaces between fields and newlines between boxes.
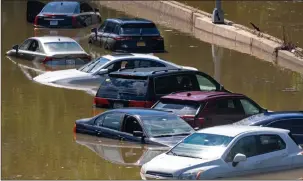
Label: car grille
xmin=145 ymin=171 xmax=173 ymax=178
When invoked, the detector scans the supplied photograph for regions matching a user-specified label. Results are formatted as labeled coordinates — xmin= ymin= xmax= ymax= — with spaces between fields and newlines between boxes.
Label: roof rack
xmin=151 ymin=68 xmax=182 ymax=74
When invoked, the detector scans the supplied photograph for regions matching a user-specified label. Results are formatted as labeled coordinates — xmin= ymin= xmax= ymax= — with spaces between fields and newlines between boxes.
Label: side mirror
xmin=194 ymin=127 xmax=200 ymax=131
xmin=12 ymin=44 xmax=19 ymax=50
xmin=94 ymin=8 xmax=99 ymax=12
xmin=133 ymin=131 xmax=144 ymax=137
xmin=232 ymin=153 xmax=247 ymax=167
xmin=91 ymin=27 xmax=97 ymax=33
xmin=97 ymin=69 xmax=108 ymax=75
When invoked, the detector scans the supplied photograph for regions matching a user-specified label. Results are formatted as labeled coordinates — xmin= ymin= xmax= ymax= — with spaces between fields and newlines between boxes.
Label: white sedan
xmin=33 ymin=53 xmax=197 ymax=91
xmin=140 ymin=125 xmax=303 ymax=180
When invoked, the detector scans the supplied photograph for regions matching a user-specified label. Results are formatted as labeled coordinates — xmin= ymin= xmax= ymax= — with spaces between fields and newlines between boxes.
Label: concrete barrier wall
xmin=94 ymin=1 xmax=303 ymax=74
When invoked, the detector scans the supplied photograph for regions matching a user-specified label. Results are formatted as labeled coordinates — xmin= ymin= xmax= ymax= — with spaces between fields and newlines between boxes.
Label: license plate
xmin=66 ymin=59 xmax=76 ymax=65
xmin=50 ymin=30 xmax=58 ymax=35
xmin=113 ymin=102 xmax=124 ymax=109
xmin=50 ymin=20 xmax=58 ymax=26
xmin=137 ymin=42 xmax=146 ymax=47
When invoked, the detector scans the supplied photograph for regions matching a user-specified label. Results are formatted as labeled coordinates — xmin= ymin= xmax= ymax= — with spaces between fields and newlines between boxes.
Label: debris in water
xmin=164 ymin=29 xmax=172 ymax=32
xmin=16 ymin=175 xmax=22 ymax=178
xmin=189 ymin=45 xmax=198 ymax=48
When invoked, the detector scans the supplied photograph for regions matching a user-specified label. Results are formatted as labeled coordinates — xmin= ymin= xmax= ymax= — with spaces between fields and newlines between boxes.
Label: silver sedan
xmin=6 ymin=36 xmax=91 ymax=65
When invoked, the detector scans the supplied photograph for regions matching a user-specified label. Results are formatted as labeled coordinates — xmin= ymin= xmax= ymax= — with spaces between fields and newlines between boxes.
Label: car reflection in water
xmin=74 ymin=134 xmax=168 ymax=167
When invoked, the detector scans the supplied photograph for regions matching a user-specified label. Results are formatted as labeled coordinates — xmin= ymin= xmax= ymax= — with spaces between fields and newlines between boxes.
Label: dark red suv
xmin=152 ymin=91 xmax=267 ymax=129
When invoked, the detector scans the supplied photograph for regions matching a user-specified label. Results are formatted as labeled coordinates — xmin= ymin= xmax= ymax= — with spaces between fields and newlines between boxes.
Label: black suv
xmin=93 ymin=67 xmax=228 ymax=109
xmin=88 ymin=18 xmax=165 ymax=53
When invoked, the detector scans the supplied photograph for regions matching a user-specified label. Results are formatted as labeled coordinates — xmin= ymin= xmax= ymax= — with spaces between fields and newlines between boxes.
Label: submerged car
xmin=33 ymin=53 xmax=197 ymax=90
xmin=94 ymin=68 xmax=227 ymax=109
xmin=6 ymin=36 xmax=91 ymax=65
xmin=152 ymin=91 xmax=267 ymax=129
xmin=233 ymin=111 xmax=303 ymax=145
xmin=27 ymin=0 xmax=101 ymax=28
xmin=88 ymin=18 xmax=165 ymax=53
xmin=141 ymin=125 xmax=303 ymax=180
xmin=75 ymin=134 xmax=167 ymax=166
xmin=74 ymin=108 xmax=195 ymax=147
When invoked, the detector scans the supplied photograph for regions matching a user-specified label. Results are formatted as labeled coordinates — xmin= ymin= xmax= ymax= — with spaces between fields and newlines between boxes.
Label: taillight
xmin=152 ymin=36 xmax=163 ymax=40
xmin=181 ymin=115 xmax=195 ymax=121
xmin=114 ymin=36 xmax=132 ymax=41
xmin=72 ymin=16 xmax=77 ymax=27
xmin=94 ymin=97 xmax=109 ymax=106
xmin=34 ymin=16 xmax=39 ymax=25
xmin=86 ymin=55 xmax=91 ymax=60
xmin=73 ymin=123 xmax=77 ymax=133
xmin=43 ymin=57 xmax=53 ymax=63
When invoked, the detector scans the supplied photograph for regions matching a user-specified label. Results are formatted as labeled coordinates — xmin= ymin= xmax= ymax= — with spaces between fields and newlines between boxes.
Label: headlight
xmin=179 ymin=170 xmax=205 ymax=180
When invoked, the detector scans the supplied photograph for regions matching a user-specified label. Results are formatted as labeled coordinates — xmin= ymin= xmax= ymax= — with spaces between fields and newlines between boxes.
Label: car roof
xmin=30 ymin=36 xmax=77 ymax=44
xmin=160 ymin=91 xmax=245 ymax=102
xmin=234 ymin=111 xmax=303 ymax=126
xmin=109 ymin=67 xmax=197 ymax=77
xmin=197 ymin=125 xmax=290 ymax=137
xmin=107 ymin=18 xmax=154 ymax=24
xmin=102 ymin=53 xmax=160 ymax=61
xmin=105 ymin=108 xmax=174 ymax=117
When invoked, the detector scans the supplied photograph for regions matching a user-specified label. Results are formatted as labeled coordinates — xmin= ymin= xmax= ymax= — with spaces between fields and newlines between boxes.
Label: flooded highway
xmin=2 ymin=1 xmax=303 ymax=179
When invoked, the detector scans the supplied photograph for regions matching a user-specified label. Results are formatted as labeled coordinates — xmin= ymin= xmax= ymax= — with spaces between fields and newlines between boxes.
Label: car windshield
xmin=153 ymin=100 xmax=203 ymax=116
xmin=41 ymin=2 xmax=79 ymax=14
xmin=168 ymin=133 xmax=234 ymax=159
xmin=96 ymin=76 xmax=149 ymax=101
xmin=77 ymin=57 xmax=110 ymax=73
xmin=44 ymin=42 xmax=83 ymax=52
xmin=140 ymin=115 xmax=195 ymax=137
xmin=120 ymin=23 xmax=160 ymax=35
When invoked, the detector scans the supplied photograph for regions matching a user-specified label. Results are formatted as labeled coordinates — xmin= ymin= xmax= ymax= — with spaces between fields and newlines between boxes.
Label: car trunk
xmin=116 ymin=35 xmax=164 ymax=50
xmin=43 ymin=53 xmax=91 ymax=65
xmin=35 ymin=14 xmax=75 ymax=28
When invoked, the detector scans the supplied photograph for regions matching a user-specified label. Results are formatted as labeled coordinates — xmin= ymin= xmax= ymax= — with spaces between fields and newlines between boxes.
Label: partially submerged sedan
xmin=141 ymin=125 xmax=303 ymax=180
xmin=6 ymin=36 xmax=91 ymax=65
xmin=74 ymin=108 xmax=195 ymax=147
xmin=27 ymin=0 xmax=101 ymax=28
xmin=33 ymin=53 xmax=197 ymax=90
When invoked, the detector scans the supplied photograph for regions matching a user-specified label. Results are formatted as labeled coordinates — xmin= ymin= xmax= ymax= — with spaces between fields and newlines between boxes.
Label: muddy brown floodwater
xmin=2 ymin=1 xmax=303 ymax=180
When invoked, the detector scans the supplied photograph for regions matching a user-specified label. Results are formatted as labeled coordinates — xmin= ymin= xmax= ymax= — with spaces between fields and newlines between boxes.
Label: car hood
xmin=149 ymin=136 xmax=187 ymax=147
xmin=33 ymin=69 xmax=89 ymax=83
xmin=143 ymin=153 xmax=216 ymax=176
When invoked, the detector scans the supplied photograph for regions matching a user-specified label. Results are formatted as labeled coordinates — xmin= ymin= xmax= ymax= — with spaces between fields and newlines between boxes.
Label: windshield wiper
xmin=175 ymin=154 xmax=202 ymax=159
xmin=154 ymin=133 xmax=190 ymax=138
xmin=172 ymin=133 xmax=191 ymax=136
xmin=154 ymin=134 xmax=174 ymax=138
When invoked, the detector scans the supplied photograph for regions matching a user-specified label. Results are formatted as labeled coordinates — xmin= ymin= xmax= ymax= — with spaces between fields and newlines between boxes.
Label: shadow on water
xmin=1 ymin=1 xmax=303 ymax=180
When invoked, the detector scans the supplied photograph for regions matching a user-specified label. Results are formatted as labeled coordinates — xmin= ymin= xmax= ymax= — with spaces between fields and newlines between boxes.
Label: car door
xmin=95 ymin=21 xmax=107 ymax=46
xmin=11 ymin=39 xmax=33 ymax=59
xmin=96 ymin=112 xmax=126 ymax=140
xmin=220 ymin=135 xmax=264 ymax=178
xmin=102 ymin=21 xmax=117 ymax=48
xmin=120 ymin=115 xmax=145 ymax=142
xmin=24 ymin=39 xmax=47 ymax=61
xmin=79 ymin=2 xmax=94 ymax=27
xmin=267 ymin=119 xmax=303 ymax=145
xmin=26 ymin=0 xmax=45 ymax=23
xmin=204 ymin=98 xmax=245 ymax=127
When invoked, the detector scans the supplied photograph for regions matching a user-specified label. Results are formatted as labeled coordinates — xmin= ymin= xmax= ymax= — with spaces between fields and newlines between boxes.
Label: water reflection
xmin=75 ymin=134 xmax=167 ymax=167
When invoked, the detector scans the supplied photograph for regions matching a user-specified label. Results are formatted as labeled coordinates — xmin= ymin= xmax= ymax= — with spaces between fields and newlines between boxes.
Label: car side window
xmin=268 ymin=119 xmax=303 ymax=134
xmin=98 ymin=21 xmax=107 ymax=32
xmin=139 ymin=60 xmax=166 ymax=68
xmin=154 ymin=74 xmax=196 ymax=95
xmin=80 ymin=2 xmax=93 ymax=13
xmin=214 ymin=98 xmax=244 ymax=115
xmin=257 ymin=134 xmax=286 ymax=155
xmin=113 ymin=24 xmax=120 ymax=35
xmin=240 ymin=98 xmax=261 ymax=115
xmin=102 ymin=113 xmax=124 ymax=131
xmin=104 ymin=22 xmax=115 ymax=33
xmin=122 ymin=116 xmax=143 ymax=135
xmin=94 ymin=115 xmax=105 ymax=127
xmin=27 ymin=40 xmax=40 ymax=52
xmin=196 ymin=74 xmax=217 ymax=91
xmin=225 ymin=135 xmax=258 ymax=162
xmin=19 ymin=39 xmax=33 ymax=50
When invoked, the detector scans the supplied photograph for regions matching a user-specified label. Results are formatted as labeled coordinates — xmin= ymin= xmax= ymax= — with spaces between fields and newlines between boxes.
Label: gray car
xmin=33 ymin=53 xmax=198 ymax=93
xmin=6 ymin=36 xmax=91 ymax=65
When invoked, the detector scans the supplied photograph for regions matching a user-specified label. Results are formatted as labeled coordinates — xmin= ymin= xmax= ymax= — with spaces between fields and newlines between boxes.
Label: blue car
xmin=74 ymin=108 xmax=196 ymax=147
xmin=233 ymin=111 xmax=303 ymax=145
xmin=27 ymin=0 xmax=101 ymax=28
